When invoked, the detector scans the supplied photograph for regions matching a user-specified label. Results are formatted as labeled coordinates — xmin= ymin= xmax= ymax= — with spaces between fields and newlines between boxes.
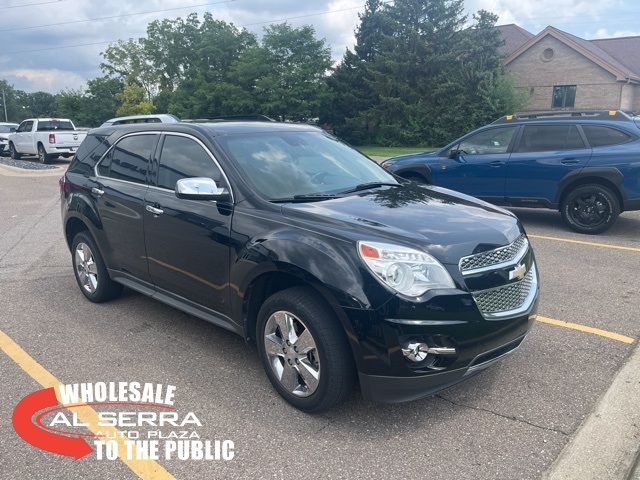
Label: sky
xmin=0 ymin=0 xmax=639 ymax=93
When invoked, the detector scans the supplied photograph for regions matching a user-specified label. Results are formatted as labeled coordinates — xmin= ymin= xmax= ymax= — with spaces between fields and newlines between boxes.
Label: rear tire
xmin=256 ymin=287 xmax=355 ymax=413
xmin=38 ymin=144 xmax=52 ymax=164
xmin=560 ymin=184 xmax=619 ymax=234
xmin=71 ymin=231 xmax=123 ymax=303
xmin=9 ymin=143 xmax=20 ymax=160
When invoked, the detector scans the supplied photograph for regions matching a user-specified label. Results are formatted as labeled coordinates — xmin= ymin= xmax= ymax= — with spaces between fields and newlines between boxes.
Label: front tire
xmin=71 ymin=231 xmax=123 ymax=303
xmin=560 ymin=184 xmax=620 ymax=234
xmin=9 ymin=143 xmax=21 ymax=160
xmin=257 ymin=287 xmax=355 ymax=413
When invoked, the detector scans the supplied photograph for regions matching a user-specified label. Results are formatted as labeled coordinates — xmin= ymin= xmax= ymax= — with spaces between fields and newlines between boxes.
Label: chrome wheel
xmin=264 ymin=311 xmax=320 ymax=397
xmin=74 ymin=242 xmax=98 ymax=294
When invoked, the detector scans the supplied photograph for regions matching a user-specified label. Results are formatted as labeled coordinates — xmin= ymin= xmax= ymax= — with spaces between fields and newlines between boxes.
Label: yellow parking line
xmin=536 ymin=316 xmax=635 ymax=344
xmin=528 ymin=234 xmax=640 ymax=253
xmin=0 ymin=329 xmax=176 ymax=480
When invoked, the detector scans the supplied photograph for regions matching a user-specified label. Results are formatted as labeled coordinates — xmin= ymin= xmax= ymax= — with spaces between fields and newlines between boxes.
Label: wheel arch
xmin=242 ymin=266 xmax=356 ymax=344
xmin=65 ymin=216 xmax=90 ymax=249
xmin=393 ymin=164 xmax=432 ymax=183
xmin=558 ymin=170 xmax=625 ymax=212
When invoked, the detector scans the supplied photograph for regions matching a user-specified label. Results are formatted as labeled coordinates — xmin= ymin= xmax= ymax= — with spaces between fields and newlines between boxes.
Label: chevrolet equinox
xmin=60 ymin=121 xmax=539 ymax=412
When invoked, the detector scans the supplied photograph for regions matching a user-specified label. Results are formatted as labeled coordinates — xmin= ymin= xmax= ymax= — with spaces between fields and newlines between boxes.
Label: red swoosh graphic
xmin=12 ymin=387 xmax=92 ymax=459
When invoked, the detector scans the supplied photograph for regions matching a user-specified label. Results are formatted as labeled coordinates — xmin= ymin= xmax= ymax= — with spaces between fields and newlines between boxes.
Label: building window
xmin=552 ymin=85 xmax=577 ymax=108
xmin=542 ymin=48 xmax=555 ymax=61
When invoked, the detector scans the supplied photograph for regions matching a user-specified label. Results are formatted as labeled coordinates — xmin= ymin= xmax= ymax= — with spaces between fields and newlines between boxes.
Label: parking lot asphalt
xmin=1 ymin=161 xmax=638 ymax=480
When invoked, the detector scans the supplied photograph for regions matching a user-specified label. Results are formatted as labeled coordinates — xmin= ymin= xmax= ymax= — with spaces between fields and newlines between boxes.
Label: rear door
xmin=143 ymin=133 xmax=233 ymax=315
xmin=94 ymin=133 xmax=159 ymax=283
xmin=434 ymin=126 xmax=519 ymax=200
xmin=505 ymin=124 xmax=591 ymax=206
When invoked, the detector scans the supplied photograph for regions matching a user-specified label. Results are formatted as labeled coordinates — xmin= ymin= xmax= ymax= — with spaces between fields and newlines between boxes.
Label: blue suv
xmin=382 ymin=111 xmax=640 ymax=234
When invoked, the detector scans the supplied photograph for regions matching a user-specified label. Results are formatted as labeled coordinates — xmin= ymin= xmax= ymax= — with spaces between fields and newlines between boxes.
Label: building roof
xmin=498 ymin=25 xmax=640 ymax=83
xmin=497 ymin=24 xmax=534 ymax=56
xmin=591 ymin=36 xmax=640 ymax=77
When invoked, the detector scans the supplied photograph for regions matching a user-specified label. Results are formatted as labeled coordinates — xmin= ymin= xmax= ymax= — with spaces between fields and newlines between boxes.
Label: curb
xmin=0 ymin=163 xmax=66 ymax=177
xmin=543 ymin=341 xmax=640 ymax=480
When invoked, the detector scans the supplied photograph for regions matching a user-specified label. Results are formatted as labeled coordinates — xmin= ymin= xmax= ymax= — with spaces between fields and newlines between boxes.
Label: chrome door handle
xmin=561 ymin=158 xmax=580 ymax=165
xmin=91 ymin=187 xmax=104 ymax=197
xmin=489 ymin=161 xmax=505 ymax=167
xmin=145 ymin=205 xmax=164 ymax=215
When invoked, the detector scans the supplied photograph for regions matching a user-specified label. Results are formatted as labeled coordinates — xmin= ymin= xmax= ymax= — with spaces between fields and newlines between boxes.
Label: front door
xmin=15 ymin=120 xmax=33 ymax=152
xmin=506 ymin=124 xmax=591 ymax=205
xmin=94 ymin=133 xmax=158 ymax=283
xmin=143 ymin=133 xmax=233 ymax=315
xmin=434 ymin=126 xmax=519 ymax=200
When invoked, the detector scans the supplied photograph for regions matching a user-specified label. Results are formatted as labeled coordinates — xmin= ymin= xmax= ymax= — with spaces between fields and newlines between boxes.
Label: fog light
xmin=402 ymin=342 xmax=430 ymax=362
xmin=402 ymin=342 xmax=457 ymax=362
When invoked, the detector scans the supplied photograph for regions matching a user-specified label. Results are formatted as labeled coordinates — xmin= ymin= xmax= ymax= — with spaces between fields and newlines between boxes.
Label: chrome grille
xmin=460 ymin=235 xmax=528 ymax=273
xmin=473 ymin=266 xmax=536 ymax=317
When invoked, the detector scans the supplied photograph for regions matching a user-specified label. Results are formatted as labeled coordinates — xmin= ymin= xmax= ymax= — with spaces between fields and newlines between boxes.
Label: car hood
xmin=282 ymin=184 xmax=522 ymax=265
xmin=387 ymin=150 xmax=440 ymax=164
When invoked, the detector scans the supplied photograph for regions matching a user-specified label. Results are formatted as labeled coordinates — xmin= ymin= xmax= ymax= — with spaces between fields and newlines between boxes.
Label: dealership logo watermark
xmin=12 ymin=382 xmax=234 ymax=461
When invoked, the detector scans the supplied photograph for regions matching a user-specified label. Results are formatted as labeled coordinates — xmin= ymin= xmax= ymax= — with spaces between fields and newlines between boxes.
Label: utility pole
xmin=1 ymin=89 xmax=7 ymax=122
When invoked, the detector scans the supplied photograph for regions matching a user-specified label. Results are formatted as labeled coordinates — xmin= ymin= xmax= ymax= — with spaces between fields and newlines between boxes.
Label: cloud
xmin=2 ymin=68 xmax=87 ymax=92
xmin=466 ymin=0 xmax=620 ymax=27
xmin=588 ymin=28 xmax=640 ymax=39
xmin=1 ymin=0 xmax=635 ymax=93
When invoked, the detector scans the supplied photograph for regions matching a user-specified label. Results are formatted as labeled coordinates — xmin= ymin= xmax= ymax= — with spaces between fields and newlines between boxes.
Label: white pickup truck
xmin=8 ymin=118 xmax=87 ymax=164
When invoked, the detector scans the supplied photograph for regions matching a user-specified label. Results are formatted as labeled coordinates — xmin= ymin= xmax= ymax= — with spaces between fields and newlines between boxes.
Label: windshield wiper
xmin=339 ymin=182 xmax=401 ymax=194
xmin=270 ymin=193 xmax=341 ymax=203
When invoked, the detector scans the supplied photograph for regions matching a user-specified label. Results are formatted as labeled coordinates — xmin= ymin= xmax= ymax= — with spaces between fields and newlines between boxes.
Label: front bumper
xmin=359 ymin=332 xmax=529 ymax=403
xmin=339 ymin=247 xmax=539 ymax=403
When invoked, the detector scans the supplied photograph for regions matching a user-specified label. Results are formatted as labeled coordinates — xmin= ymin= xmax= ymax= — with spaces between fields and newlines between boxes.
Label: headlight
xmin=358 ymin=241 xmax=455 ymax=297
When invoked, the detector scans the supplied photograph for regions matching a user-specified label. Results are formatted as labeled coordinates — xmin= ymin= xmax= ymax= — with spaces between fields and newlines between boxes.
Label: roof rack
xmin=181 ymin=114 xmax=277 ymax=123
xmin=492 ymin=110 xmax=633 ymax=124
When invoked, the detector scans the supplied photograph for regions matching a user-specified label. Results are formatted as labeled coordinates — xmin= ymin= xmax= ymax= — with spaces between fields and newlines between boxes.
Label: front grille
xmin=460 ymin=235 xmax=528 ymax=273
xmin=473 ymin=266 xmax=536 ymax=317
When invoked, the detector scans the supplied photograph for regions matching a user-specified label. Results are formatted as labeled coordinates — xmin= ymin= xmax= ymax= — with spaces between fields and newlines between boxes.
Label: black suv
xmin=61 ymin=122 xmax=539 ymax=412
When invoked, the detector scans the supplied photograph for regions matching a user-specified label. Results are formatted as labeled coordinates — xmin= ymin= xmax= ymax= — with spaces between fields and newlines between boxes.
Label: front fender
xmin=234 ymin=230 xmax=390 ymax=310
xmin=391 ymin=162 xmax=433 ymax=182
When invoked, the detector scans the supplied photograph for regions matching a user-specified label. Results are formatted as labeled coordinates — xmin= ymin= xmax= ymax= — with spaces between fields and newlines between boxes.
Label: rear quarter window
xmin=582 ymin=125 xmax=634 ymax=147
xmin=68 ymin=134 xmax=109 ymax=176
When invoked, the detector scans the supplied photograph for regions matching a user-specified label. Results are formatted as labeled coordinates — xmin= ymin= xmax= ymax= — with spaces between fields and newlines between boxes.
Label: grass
xmin=356 ymin=145 xmax=436 ymax=158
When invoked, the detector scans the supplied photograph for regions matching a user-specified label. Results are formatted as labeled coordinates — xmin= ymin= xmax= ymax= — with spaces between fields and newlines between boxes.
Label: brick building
xmin=498 ymin=24 xmax=640 ymax=113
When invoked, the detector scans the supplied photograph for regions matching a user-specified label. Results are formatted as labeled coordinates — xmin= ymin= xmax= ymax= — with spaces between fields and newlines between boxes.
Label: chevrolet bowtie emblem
xmin=509 ymin=263 xmax=527 ymax=281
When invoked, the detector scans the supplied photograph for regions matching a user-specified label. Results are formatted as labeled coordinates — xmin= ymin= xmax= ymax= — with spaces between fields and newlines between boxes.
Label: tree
xmin=116 ymin=85 xmax=154 ymax=116
xmin=85 ymin=76 xmax=123 ymax=124
xmin=326 ymin=0 xmax=525 ymax=146
xmin=324 ymin=0 xmax=388 ymax=142
xmin=248 ymin=24 xmax=332 ymax=121
xmin=101 ymin=39 xmax=157 ymax=100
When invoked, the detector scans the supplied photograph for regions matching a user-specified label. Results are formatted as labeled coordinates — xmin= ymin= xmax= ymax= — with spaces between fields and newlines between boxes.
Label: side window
xmin=99 ymin=134 xmax=157 ymax=184
xmin=19 ymin=121 xmax=33 ymax=132
xmin=582 ymin=126 xmax=633 ymax=148
xmin=71 ymin=134 xmax=108 ymax=176
xmin=16 ymin=122 xmax=26 ymax=133
xmin=458 ymin=127 xmax=517 ymax=155
xmin=516 ymin=125 xmax=585 ymax=153
xmin=157 ymin=135 xmax=222 ymax=190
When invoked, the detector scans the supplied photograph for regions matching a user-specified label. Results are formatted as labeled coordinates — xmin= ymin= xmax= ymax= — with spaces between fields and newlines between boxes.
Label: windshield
xmin=0 ymin=125 xmax=17 ymax=133
xmin=217 ymin=131 xmax=398 ymax=200
xmin=37 ymin=120 xmax=74 ymax=131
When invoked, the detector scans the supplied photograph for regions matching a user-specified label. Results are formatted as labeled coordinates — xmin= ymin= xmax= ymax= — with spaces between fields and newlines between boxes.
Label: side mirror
xmin=448 ymin=148 xmax=466 ymax=163
xmin=9 ymin=127 xmax=16 ymax=133
xmin=175 ymin=177 xmax=229 ymax=201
